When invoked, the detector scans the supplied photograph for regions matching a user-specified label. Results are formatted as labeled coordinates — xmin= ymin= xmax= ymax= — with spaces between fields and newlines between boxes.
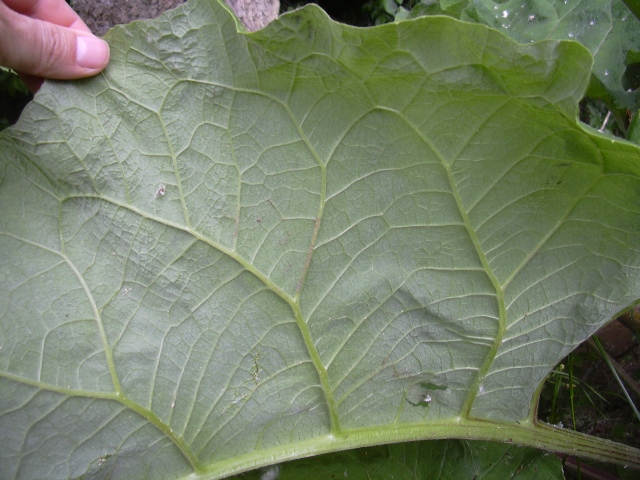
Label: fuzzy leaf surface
xmin=0 ymin=0 xmax=639 ymax=478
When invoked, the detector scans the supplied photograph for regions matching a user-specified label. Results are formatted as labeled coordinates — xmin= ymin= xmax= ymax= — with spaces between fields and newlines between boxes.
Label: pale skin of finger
xmin=3 ymin=0 xmax=91 ymax=32
xmin=0 ymin=0 xmax=109 ymax=91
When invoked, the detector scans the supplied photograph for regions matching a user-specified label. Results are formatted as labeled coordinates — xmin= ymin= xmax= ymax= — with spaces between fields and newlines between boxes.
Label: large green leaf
xmin=235 ymin=440 xmax=563 ymax=479
xmin=412 ymin=0 xmax=640 ymax=110
xmin=1 ymin=0 xmax=639 ymax=478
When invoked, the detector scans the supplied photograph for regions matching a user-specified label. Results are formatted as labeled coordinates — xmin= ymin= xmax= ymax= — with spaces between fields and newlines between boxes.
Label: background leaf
xmin=1 ymin=0 xmax=639 ymax=477
xmin=410 ymin=0 xmax=640 ymax=111
xmin=235 ymin=440 xmax=564 ymax=479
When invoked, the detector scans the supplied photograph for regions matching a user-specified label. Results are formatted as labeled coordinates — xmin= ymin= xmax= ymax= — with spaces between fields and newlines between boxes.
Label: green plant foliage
xmin=0 ymin=0 xmax=640 ymax=478
xmin=406 ymin=0 xmax=640 ymax=112
xmin=0 ymin=68 xmax=32 ymax=131
xmin=235 ymin=440 xmax=563 ymax=479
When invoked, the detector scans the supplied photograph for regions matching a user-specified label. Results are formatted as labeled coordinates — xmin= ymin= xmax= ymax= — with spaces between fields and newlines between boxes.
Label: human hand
xmin=0 ymin=0 xmax=109 ymax=92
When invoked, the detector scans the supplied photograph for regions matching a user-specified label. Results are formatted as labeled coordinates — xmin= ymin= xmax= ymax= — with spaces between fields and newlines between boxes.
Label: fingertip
xmin=76 ymin=35 xmax=109 ymax=71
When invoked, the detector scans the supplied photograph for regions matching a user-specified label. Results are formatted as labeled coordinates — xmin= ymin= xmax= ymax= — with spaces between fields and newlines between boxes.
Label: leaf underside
xmin=0 ymin=0 xmax=639 ymax=478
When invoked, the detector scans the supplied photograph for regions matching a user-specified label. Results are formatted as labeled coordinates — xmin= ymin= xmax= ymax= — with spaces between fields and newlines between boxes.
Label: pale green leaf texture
xmin=0 ymin=0 xmax=639 ymax=478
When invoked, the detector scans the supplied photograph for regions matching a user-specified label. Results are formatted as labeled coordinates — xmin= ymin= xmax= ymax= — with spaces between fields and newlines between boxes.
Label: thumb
xmin=0 ymin=2 xmax=109 ymax=80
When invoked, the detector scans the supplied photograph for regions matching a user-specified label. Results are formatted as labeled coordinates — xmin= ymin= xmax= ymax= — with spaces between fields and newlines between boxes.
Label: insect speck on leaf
xmin=155 ymin=184 xmax=166 ymax=197
xmin=232 ymin=393 xmax=247 ymax=405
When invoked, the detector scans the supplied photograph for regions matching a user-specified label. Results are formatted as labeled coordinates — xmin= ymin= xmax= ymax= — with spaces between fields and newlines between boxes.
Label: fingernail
xmin=76 ymin=36 xmax=109 ymax=70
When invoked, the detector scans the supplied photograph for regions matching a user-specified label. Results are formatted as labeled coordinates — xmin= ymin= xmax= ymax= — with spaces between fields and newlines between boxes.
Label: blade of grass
xmin=550 ymin=371 xmax=609 ymax=405
xmin=567 ymin=353 xmax=583 ymax=479
xmin=568 ymin=353 xmax=577 ymax=431
xmin=550 ymin=365 xmax=564 ymax=424
xmin=587 ymin=338 xmax=640 ymax=399
xmin=591 ymin=336 xmax=640 ymax=423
